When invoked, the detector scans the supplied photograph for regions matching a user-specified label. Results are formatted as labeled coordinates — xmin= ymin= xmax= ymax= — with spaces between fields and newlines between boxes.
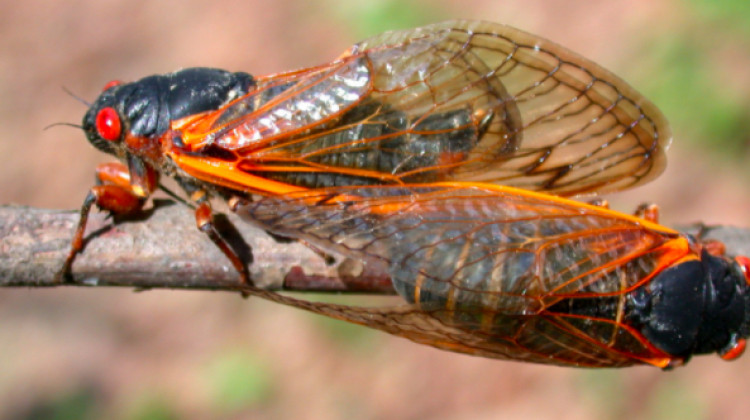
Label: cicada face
xmin=81 ymin=68 xmax=255 ymax=172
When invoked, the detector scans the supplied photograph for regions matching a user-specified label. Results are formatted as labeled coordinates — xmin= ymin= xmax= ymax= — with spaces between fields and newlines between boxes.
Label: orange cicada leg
xmin=58 ymin=162 xmax=152 ymax=283
xmin=634 ymin=203 xmax=660 ymax=223
xmin=702 ymin=240 xmax=727 ymax=257
xmin=193 ymin=198 xmax=252 ymax=286
xmin=585 ymin=198 xmax=610 ymax=209
xmin=60 ymin=161 xmax=254 ymax=287
xmin=686 ymin=223 xmax=729 ymax=257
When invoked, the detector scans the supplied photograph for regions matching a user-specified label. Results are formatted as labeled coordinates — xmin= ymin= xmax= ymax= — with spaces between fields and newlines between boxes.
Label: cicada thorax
xmin=82 ymin=68 xmax=255 ymax=166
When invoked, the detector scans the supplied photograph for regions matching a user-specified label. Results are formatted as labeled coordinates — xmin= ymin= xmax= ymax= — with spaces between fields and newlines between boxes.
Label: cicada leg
xmin=634 ymin=203 xmax=660 ymax=223
xmin=585 ymin=198 xmax=609 ymax=209
xmin=265 ymin=231 xmax=336 ymax=266
xmin=683 ymin=223 xmax=730 ymax=257
xmin=58 ymin=161 xmax=153 ymax=283
xmin=229 ymin=196 xmax=335 ymax=267
xmin=702 ymin=240 xmax=727 ymax=257
xmin=192 ymin=196 xmax=252 ymax=286
xmin=61 ymin=160 xmax=254 ymax=288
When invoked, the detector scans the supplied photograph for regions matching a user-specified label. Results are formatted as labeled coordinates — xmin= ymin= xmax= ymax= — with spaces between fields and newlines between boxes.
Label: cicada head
xmin=692 ymin=252 xmax=750 ymax=361
xmin=629 ymin=249 xmax=750 ymax=365
xmin=82 ymin=68 xmax=255 ymax=162
xmin=716 ymin=255 xmax=750 ymax=361
xmin=82 ymin=80 xmax=125 ymax=157
xmin=82 ymin=74 xmax=170 ymax=164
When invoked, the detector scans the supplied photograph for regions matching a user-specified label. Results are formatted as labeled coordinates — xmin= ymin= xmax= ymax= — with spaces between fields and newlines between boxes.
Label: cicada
xmin=64 ymin=20 xmax=750 ymax=368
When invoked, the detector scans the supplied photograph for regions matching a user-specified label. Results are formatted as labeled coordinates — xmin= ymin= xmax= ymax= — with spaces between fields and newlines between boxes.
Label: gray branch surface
xmin=2 ymin=203 xmax=750 ymax=294
xmin=0 ymin=203 xmax=394 ymax=294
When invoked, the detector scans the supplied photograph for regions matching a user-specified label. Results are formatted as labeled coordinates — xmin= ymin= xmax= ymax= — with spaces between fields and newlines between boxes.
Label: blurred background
xmin=2 ymin=0 xmax=750 ymax=419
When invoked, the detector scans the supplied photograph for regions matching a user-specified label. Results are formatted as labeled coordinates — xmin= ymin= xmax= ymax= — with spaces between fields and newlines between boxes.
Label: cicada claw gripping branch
xmin=58 ymin=20 xmax=750 ymax=368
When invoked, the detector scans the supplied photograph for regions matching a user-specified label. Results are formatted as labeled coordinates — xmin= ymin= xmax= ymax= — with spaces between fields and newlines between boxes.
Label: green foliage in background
xmin=312 ymin=312 xmax=380 ymax=353
xmin=578 ymin=371 xmax=708 ymax=420
xmin=644 ymin=377 xmax=708 ymax=420
xmin=635 ymin=0 xmax=750 ymax=160
xmin=577 ymin=371 xmax=628 ymax=420
xmin=327 ymin=0 xmax=448 ymax=38
xmin=125 ymin=394 xmax=179 ymax=420
xmin=298 ymin=293 xmax=382 ymax=353
xmin=204 ymin=350 xmax=275 ymax=414
xmin=641 ymin=36 xmax=750 ymax=154
xmin=689 ymin=0 xmax=750 ymax=37
xmin=15 ymin=387 xmax=100 ymax=420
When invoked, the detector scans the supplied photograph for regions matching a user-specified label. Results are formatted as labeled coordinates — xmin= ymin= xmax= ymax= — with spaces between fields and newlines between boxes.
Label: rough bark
xmin=0 ymin=202 xmax=394 ymax=294
xmin=1 ymin=203 xmax=748 ymax=294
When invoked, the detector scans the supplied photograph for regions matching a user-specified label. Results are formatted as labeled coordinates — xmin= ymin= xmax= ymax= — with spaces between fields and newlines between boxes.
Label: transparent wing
xmin=236 ymin=183 xmax=685 ymax=366
xmin=243 ymin=286 xmax=649 ymax=367
xmin=176 ymin=20 xmax=670 ymax=196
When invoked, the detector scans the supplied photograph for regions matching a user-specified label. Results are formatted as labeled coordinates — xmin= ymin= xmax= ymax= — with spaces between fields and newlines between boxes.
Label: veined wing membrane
xmin=236 ymin=183 xmax=686 ymax=366
xmin=177 ymin=20 xmax=670 ymax=196
xmin=240 ymin=183 xmax=682 ymax=313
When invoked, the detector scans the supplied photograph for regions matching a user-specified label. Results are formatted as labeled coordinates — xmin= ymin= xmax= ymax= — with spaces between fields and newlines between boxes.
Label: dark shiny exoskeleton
xmin=625 ymin=247 xmax=750 ymax=361
xmin=64 ymin=68 xmax=259 ymax=285
xmin=83 ymin=67 xmax=255 ymax=169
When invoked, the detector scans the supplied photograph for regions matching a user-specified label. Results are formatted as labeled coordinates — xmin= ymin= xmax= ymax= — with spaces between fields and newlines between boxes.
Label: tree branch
xmin=0 ymin=202 xmax=394 ymax=293
xmin=2 ymin=203 xmax=750 ymax=294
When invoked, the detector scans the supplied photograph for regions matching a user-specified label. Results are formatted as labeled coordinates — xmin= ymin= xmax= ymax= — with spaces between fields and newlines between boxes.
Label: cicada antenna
xmin=43 ymin=122 xmax=83 ymax=131
xmin=44 ymin=87 xmax=91 ymax=131
xmin=62 ymin=86 xmax=92 ymax=107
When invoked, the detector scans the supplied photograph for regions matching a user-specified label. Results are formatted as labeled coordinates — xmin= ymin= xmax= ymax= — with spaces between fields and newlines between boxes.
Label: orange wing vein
xmin=173 ymin=20 xmax=670 ymax=196
xmin=236 ymin=183 xmax=688 ymax=367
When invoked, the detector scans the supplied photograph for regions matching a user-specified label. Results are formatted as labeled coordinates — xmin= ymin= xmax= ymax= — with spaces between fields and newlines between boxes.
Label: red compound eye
xmin=735 ymin=255 xmax=750 ymax=286
xmin=95 ymin=107 xmax=122 ymax=141
xmin=720 ymin=338 xmax=746 ymax=361
xmin=102 ymin=80 xmax=122 ymax=91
